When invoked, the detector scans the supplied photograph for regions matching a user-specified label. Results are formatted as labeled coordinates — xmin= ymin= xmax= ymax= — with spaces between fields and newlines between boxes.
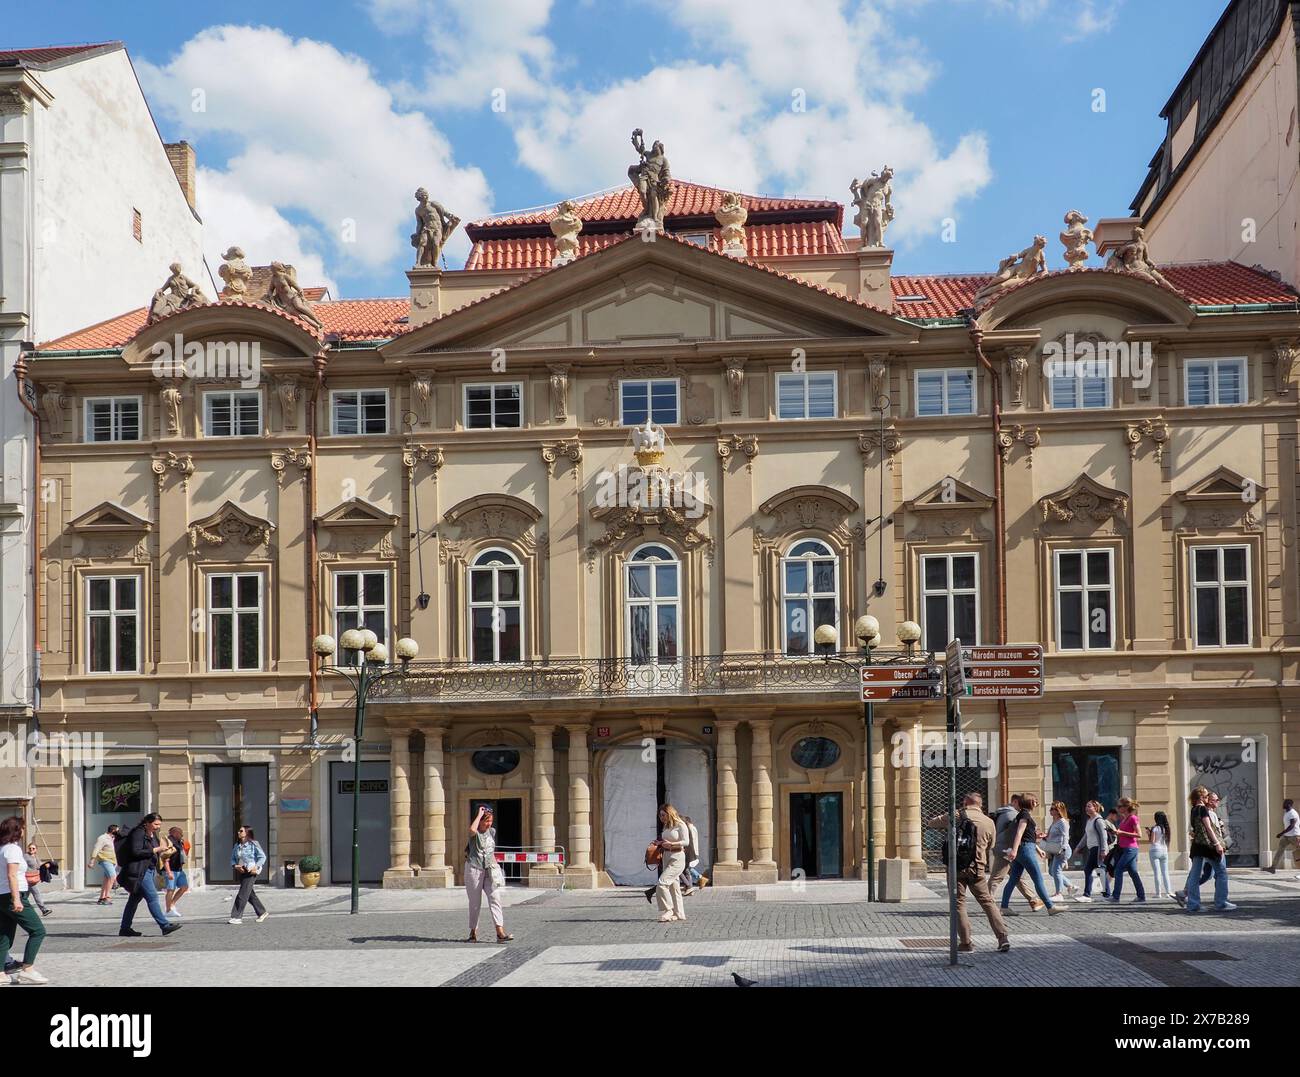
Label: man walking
xmin=926 ymin=792 xmax=1009 ymax=954
xmin=1264 ymin=798 xmax=1299 ymax=874
xmin=989 ymin=795 xmax=1042 ymax=913
xmin=117 ymin=813 xmax=182 ymax=938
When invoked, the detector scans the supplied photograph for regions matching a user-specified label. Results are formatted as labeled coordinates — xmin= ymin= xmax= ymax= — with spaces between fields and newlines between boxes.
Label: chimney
xmin=165 ymin=141 xmax=197 ymax=211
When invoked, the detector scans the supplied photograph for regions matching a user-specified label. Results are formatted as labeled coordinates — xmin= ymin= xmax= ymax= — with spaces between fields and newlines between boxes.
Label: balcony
xmin=363 ymin=651 xmax=905 ymax=704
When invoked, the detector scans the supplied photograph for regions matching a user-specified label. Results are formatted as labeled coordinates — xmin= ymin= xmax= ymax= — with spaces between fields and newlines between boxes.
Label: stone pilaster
xmin=420 ymin=724 xmax=453 ymax=886
xmin=711 ymin=719 xmax=744 ymax=885
xmin=564 ymin=722 xmax=598 ymax=887
xmin=1129 ymin=419 xmax=1171 ymax=650
xmin=543 ymin=443 xmax=582 ymax=660
xmin=719 ymin=439 xmax=757 ymax=651
xmin=1134 ymin=701 xmax=1173 ymax=840
xmin=382 ymin=731 xmax=413 ymax=885
xmin=899 ymin=717 xmax=924 ymax=874
xmin=530 ymin=723 xmax=560 ymax=885
xmin=861 ymin=715 xmax=888 ymax=881
xmin=746 ymin=718 xmax=778 ymax=881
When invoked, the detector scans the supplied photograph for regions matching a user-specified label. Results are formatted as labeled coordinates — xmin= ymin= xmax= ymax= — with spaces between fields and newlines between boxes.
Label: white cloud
xmin=980 ymin=0 xmax=1120 ymax=39
xmin=137 ymin=25 xmax=491 ymax=293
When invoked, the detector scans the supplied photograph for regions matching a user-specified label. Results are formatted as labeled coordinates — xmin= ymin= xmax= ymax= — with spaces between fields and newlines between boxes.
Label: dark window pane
xmin=923 ymin=557 xmax=948 ymax=591
xmin=211 ymin=575 xmax=233 ymax=610
xmin=952 ymin=555 xmax=976 ymax=590
xmin=500 ymin=607 xmax=521 ymax=661
xmin=1216 ymin=362 xmax=1244 ymax=404
xmin=465 ymin=387 xmax=492 ymax=428
xmin=1059 ymin=592 xmax=1083 ymax=649
xmin=953 ymin=594 xmax=977 ymax=644
xmin=1058 ymin=553 xmax=1082 ymax=588
xmin=786 ymin=600 xmax=808 ymax=654
xmin=621 ymin=382 xmax=649 ymax=425
xmin=336 ymin=574 xmax=358 ymax=608
xmin=212 ymin=613 xmax=233 ymax=670
xmin=363 ymin=610 xmax=386 ymax=644
xmin=1086 ymin=551 xmax=1110 ymax=584
xmin=115 ymin=615 xmax=137 ymax=672
xmin=494 ymin=385 xmax=521 ymax=427
xmin=334 ymin=394 xmax=358 ymax=434
xmin=118 ymin=402 xmax=139 ymax=440
xmin=925 ymin=595 xmax=948 ymax=652
xmin=362 ymin=573 xmax=385 ymax=606
xmin=1222 ymin=547 xmax=1247 ymax=581
xmin=471 ymin=608 xmax=494 ymax=662
xmin=89 ymin=617 xmax=111 ymax=672
xmin=628 ymin=566 xmax=650 ymax=599
xmin=361 ymin=391 xmax=387 ymax=433
xmin=1087 ymin=592 xmax=1111 ymax=648
xmin=812 ymin=598 xmax=836 ymax=642
xmin=235 ymin=395 xmax=260 ymax=435
xmin=237 ymin=611 xmax=259 ymax=668
xmin=497 ymin=568 xmax=519 ymax=601
xmin=785 ymin=561 xmax=808 ymax=595
xmin=1195 ymin=588 xmax=1220 ymax=647
xmin=237 ymin=575 xmax=259 ymax=608
xmin=89 ymin=402 xmax=112 ymax=441
xmin=1224 ymin=586 xmax=1248 ymax=645
xmin=336 ymin=611 xmax=359 ymax=637
xmin=1186 ymin=364 xmax=1212 ymax=406
xmin=657 ymin=606 xmax=678 ymax=660
xmin=656 ymin=564 xmax=678 ymax=598
xmin=1193 ymin=548 xmax=1218 ymax=583
xmin=470 ymin=569 xmax=493 ymax=603
xmin=811 ymin=559 xmax=835 ymax=594
xmin=650 ymin=381 xmax=677 ymax=424
xmin=946 ymin=371 xmax=974 ymax=414
xmin=630 ymin=606 xmax=651 ymax=663
xmin=115 ymin=578 xmax=136 ymax=610
xmin=89 ymin=579 xmax=111 ymax=611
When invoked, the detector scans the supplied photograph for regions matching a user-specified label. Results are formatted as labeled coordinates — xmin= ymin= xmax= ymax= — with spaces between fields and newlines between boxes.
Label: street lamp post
xmin=313 ymin=629 xmax=420 ymax=915
xmin=815 ymin=616 xmax=924 ymax=903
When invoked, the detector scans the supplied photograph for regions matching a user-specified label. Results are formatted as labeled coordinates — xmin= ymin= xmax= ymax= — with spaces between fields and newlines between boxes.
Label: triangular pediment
xmin=382 ymin=236 xmax=917 ymax=357
xmin=188 ymin=501 xmax=275 ymax=550
xmin=69 ymin=501 xmax=152 ymax=534
xmin=1176 ymin=466 xmax=1265 ymax=503
xmin=905 ymin=476 xmax=993 ymax=514
xmin=316 ymin=497 xmax=399 ymax=527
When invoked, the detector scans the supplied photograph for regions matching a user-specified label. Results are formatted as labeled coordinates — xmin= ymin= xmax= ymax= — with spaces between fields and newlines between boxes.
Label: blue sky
xmin=7 ymin=1 xmax=1229 ymax=299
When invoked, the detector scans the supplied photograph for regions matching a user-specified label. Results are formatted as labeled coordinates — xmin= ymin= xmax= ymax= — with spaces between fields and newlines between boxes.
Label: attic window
xmin=679 ymin=232 xmax=710 ymax=247
xmin=895 ymin=295 xmax=930 ymax=302
xmin=132 ymin=208 xmax=142 ymax=243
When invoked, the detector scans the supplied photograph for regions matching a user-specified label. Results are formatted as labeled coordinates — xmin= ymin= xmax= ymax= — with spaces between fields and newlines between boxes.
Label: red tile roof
xmin=465 ymin=232 xmax=628 ymax=271
xmin=0 ymin=43 xmax=120 ymax=66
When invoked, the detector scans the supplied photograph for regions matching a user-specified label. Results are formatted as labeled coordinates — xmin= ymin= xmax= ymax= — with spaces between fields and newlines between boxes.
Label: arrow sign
xmin=963 ymin=663 xmax=1042 ymax=680
xmin=961 ymin=646 xmax=1042 ymax=663
xmin=862 ymin=664 xmax=940 ymax=683
xmin=965 ymin=682 xmax=1044 ymax=698
xmin=861 ymin=684 xmax=943 ymax=701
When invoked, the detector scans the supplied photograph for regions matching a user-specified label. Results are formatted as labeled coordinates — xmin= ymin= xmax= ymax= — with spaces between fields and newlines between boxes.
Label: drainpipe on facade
xmin=13 ymin=354 xmax=42 ymax=747
xmin=967 ymin=322 xmax=1010 ymax=801
xmin=307 ymin=352 xmax=327 ymax=730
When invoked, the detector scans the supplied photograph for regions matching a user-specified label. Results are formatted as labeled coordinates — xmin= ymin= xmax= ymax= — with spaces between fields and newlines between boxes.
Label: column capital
xmin=564 ymin=721 xmax=592 ymax=738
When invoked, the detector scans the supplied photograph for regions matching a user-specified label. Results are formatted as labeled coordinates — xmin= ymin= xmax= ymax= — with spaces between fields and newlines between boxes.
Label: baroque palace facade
xmin=20 ymin=172 xmax=1300 ymax=889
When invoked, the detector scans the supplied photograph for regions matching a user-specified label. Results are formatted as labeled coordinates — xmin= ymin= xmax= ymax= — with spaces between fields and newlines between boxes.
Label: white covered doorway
xmin=600 ymin=740 xmax=711 ymax=886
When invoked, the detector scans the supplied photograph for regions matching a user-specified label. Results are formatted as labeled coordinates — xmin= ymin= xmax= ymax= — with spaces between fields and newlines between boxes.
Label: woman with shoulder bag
xmin=1043 ymin=802 xmax=1076 ymax=898
xmin=1073 ymin=800 xmax=1111 ymax=902
xmin=22 ymin=843 xmax=51 ymax=916
xmin=652 ymin=803 xmax=689 ymax=923
xmin=228 ymin=825 xmax=269 ymax=925
xmin=1108 ymin=797 xmax=1146 ymax=903
xmin=465 ymin=805 xmax=512 ymax=944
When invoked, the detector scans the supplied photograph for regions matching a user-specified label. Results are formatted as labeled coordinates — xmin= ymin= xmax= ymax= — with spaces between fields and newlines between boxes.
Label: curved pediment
xmin=975 ymin=269 xmax=1195 ymax=332
xmin=188 ymin=501 xmax=274 ymax=552
xmin=759 ymin=485 xmax=859 ymax=518
xmin=443 ymin=493 xmax=542 ymax=526
xmin=1038 ymin=474 xmax=1129 ymax=534
xmin=121 ymin=300 xmax=322 ymax=367
xmin=442 ymin=493 xmax=544 ymax=549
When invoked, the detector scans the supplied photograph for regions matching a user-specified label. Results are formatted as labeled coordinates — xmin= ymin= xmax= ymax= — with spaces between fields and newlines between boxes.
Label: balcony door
xmin=624 ymin=544 xmax=681 ymax=693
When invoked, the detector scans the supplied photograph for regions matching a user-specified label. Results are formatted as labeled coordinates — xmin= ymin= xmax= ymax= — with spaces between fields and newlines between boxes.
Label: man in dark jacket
xmin=117 ymin=813 xmax=181 ymax=938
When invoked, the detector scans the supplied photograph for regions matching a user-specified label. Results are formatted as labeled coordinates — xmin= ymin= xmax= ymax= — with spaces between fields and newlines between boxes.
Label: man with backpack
xmin=926 ymin=792 xmax=1009 ymax=954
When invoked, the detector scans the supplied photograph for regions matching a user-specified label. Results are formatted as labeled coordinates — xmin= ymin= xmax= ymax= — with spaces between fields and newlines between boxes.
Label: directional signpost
xmin=954 ymin=644 xmax=1045 ymax=699
xmin=860 ymin=663 xmax=942 ymax=702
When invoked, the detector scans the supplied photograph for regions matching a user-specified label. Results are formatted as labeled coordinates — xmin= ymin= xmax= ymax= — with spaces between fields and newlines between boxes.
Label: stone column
xmin=861 ymin=715 xmax=888 ymax=881
xmin=565 ymin=722 xmax=598 ymax=887
xmin=383 ymin=731 xmax=414 ymax=886
xmin=712 ymin=719 xmax=744 ymax=885
xmin=899 ymin=717 xmax=924 ymax=875
xmin=530 ymin=723 xmax=559 ymax=885
xmin=420 ymin=724 xmax=453 ymax=886
xmin=746 ymin=718 xmax=778 ymax=881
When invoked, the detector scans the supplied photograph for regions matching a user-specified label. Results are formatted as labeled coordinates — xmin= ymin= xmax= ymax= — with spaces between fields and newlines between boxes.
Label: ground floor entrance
xmin=1052 ymin=747 xmax=1122 ymax=867
xmin=81 ymin=766 xmax=146 ymax=888
xmin=205 ymin=763 xmax=269 ymax=885
xmin=330 ymin=761 xmax=391 ymax=884
xmin=789 ymin=791 xmax=843 ymax=879
xmin=466 ymin=797 xmax=524 ymax=881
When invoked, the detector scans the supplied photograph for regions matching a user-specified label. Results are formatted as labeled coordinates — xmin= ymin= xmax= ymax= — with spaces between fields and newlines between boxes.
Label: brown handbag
xmin=644 ymin=841 xmax=662 ymax=869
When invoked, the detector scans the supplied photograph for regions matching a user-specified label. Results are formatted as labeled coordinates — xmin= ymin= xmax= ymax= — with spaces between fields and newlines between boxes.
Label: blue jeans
xmin=1001 ymin=842 xmax=1053 ymax=909
xmin=1110 ymin=846 xmax=1145 ymax=900
xmin=1184 ymin=855 xmax=1228 ymax=911
xmin=1083 ymin=846 xmax=1110 ymax=897
xmin=1048 ymin=852 xmax=1070 ymax=895
xmin=1149 ymin=848 xmax=1170 ymax=895
xmin=120 ymin=870 xmax=169 ymax=932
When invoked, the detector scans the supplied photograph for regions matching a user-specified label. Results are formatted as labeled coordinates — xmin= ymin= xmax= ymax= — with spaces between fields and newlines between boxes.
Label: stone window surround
xmin=1174 ymin=533 xmax=1263 ymax=651
xmin=202 ymin=568 xmax=267 ymax=674
xmin=328 ymin=386 xmax=390 ymax=436
xmin=80 ymin=568 xmax=147 ymax=676
xmin=83 ymin=394 xmax=144 ymax=444
xmin=1039 ymin=538 xmax=1126 ymax=654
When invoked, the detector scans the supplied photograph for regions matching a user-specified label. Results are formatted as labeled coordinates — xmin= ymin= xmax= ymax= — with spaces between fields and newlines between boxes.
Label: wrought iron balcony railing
xmin=363 ymin=651 xmax=917 ymax=704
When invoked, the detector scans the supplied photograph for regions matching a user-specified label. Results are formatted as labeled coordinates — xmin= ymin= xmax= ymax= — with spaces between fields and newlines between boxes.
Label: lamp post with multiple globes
xmin=813 ymin=616 xmax=924 ymax=902
xmin=312 ymin=629 xmax=420 ymax=914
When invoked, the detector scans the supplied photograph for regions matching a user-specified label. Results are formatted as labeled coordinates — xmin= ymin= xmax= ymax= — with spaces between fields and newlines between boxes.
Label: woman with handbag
xmin=1073 ymin=800 xmax=1111 ymax=902
xmin=22 ymin=844 xmax=51 ymax=917
xmin=227 ymin=825 xmax=269 ymax=925
xmin=0 ymin=817 xmax=48 ymax=984
xmin=652 ymin=803 xmax=689 ymax=924
xmin=465 ymin=805 xmax=512 ymax=943
xmin=1043 ymin=802 xmax=1077 ymax=898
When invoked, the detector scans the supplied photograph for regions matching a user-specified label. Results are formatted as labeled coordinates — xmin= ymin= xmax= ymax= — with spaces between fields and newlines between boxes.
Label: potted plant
xmin=298 ymin=855 xmax=322 ymax=889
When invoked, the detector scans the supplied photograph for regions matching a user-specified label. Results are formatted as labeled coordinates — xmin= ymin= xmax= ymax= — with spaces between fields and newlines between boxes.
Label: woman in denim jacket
xmin=228 ymin=825 xmax=269 ymax=925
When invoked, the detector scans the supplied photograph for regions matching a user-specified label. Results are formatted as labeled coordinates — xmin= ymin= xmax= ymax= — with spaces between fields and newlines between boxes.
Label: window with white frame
xmin=921 ymin=553 xmax=979 ymax=653
xmin=1185 ymin=358 xmax=1246 ymax=406
xmin=619 ymin=379 xmax=679 ymax=426
xmin=208 ymin=573 xmax=263 ymax=671
xmin=1048 ymin=369 xmax=1110 ymax=410
xmin=330 ymin=389 xmax=388 ymax=435
xmin=86 ymin=576 xmax=140 ymax=674
xmin=469 ymin=549 xmax=522 ymax=663
xmin=85 ymin=397 xmax=141 ymax=442
xmin=781 ymin=539 xmax=838 ymax=655
xmin=915 ymin=370 xmax=975 ymax=417
xmin=625 ymin=544 xmax=679 ymax=665
xmin=464 ymin=383 xmax=522 ymax=429
xmin=203 ymin=390 xmax=261 ymax=437
xmin=1054 ymin=548 xmax=1114 ymax=650
xmin=776 ymin=371 xmax=837 ymax=420
xmin=333 ymin=570 xmax=388 ymax=664
xmin=1191 ymin=545 xmax=1250 ymax=647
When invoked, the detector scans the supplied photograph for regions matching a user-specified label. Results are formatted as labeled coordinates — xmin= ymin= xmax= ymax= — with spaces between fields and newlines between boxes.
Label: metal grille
xmin=920 ymin=765 xmax=989 ymax=868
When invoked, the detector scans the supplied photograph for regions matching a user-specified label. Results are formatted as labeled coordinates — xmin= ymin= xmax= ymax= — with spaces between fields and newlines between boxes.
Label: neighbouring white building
xmin=0 ymin=42 xmax=204 ymax=812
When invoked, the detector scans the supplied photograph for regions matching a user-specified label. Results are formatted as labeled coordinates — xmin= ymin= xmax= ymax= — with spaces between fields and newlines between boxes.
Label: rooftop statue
xmin=218 ymin=246 xmax=253 ymax=297
xmin=849 ymin=167 xmax=894 ymax=248
xmin=550 ymin=199 xmax=583 ymax=266
xmin=411 ymin=187 xmax=461 ymax=267
xmin=628 ymin=128 xmax=673 ymax=231
xmin=1105 ymin=225 xmax=1172 ymax=288
xmin=147 ymin=263 xmax=206 ymax=323
xmin=973 ymin=235 xmax=1047 ymax=305
xmin=1060 ymin=210 xmax=1093 ymax=271
xmin=267 ymin=261 xmax=324 ymax=331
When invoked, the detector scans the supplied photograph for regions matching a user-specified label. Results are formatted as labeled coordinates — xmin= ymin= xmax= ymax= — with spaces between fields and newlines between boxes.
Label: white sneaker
xmin=12 ymin=968 xmax=48 ymax=985
xmin=227 ymin=917 xmax=243 ymax=925
xmin=1073 ymin=895 xmax=1092 ymax=903
xmin=1216 ymin=902 xmax=1238 ymax=911
xmin=169 ymin=909 xmax=182 ymax=919
xmin=256 ymin=911 xmax=270 ymax=923
xmin=1048 ymin=905 xmax=1066 ymax=915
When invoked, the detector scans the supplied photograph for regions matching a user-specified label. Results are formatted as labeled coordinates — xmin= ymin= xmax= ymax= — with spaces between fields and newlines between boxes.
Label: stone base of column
xmin=708 ymin=860 xmax=746 ymax=887
xmin=744 ymin=859 xmax=779 ymax=884
xmin=527 ymin=864 xmax=564 ymax=889
xmin=909 ymin=860 xmax=928 ymax=880
xmin=381 ymin=867 xmax=413 ymax=888
xmin=561 ymin=864 xmax=600 ymax=889
xmin=383 ymin=866 xmax=455 ymax=889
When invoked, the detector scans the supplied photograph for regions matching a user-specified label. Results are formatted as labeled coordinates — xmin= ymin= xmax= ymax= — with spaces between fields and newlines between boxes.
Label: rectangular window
xmin=776 ymin=371 xmax=837 ymax=420
xmin=920 ymin=553 xmax=979 ymax=653
xmin=208 ymin=573 xmax=263 ymax=671
xmin=915 ymin=369 xmax=975 ymax=417
xmin=1185 ymin=358 xmax=1246 ymax=406
xmin=1054 ymin=548 xmax=1114 ymax=650
xmin=1049 ymin=371 xmax=1110 ymax=410
xmin=1191 ymin=545 xmax=1250 ymax=648
xmin=203 ymin=391 xmax=261 ymax=437
xmin=86 ymin=576 xmax=140 ymax=674
xmin=330 ymin=389 xmax=388 ymax=435
xmin=619 ymin=379 xmax=679 ymax=426
xmin=333 ymin=570 xmax=389 ymax=665
xmin=464 ymin=383 xmax=522 ymax=429
xmin=85 ymin=397 xmax=141 ymax=442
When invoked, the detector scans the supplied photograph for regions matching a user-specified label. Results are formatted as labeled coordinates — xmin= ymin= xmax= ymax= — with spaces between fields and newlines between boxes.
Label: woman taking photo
xmin=1109 ymin=797 xmax=1146 ymax=903
xmin=0 ymin=817 xmax=48 ymax=984
xmin=1148 ymin=810 xmax=1172 ymax=899
xmin=227 ymin=825 xmax=269 ymax=925
xmin=999 ymin=793 xmax=1063 ymax=915
xmin=1043 ymin=802 xmax=1076 ymax=898
xmin=465 ymin=805 xmax=512 ymax=943
xmin=652 ymin=803 xmax=690 ymax=923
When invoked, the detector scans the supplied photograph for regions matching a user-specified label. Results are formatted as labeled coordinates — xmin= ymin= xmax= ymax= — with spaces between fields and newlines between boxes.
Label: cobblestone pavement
xmin=25 ymin=869 xmax=1300 ymax=987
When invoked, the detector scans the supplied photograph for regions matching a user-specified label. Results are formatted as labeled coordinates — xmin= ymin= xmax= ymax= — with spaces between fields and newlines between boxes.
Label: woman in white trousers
xmin=654 ymin=804 xmax=689 ymax=923
xmin=465 ymin=805 xmax=513 ymax=943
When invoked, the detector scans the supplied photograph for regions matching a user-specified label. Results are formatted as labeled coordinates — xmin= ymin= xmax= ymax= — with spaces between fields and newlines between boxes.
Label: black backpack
xmin=941 ymin=811 xmax=978 ymax=873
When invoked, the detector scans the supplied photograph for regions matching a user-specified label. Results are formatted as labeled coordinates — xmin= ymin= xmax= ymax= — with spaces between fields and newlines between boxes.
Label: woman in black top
xmin=999 ymin=793 xmax=1063 ymax=914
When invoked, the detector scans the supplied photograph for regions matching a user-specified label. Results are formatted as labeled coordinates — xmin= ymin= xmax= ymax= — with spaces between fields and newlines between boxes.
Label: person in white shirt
xmin=1071 ymin=800 xmax=1111 ymax=902
xmin=1146 ymin=810 xmax=1172 ymax=897
xmin=1265 ymin=798 xmax=1300 ymax=873
xmin=0 ymin=815 xmax=48 ymax=985
xmin=680 ymin=815 xmax=706 ymax=895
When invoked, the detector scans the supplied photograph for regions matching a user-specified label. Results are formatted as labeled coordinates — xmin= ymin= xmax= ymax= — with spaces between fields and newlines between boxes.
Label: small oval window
xmin=471 ymin=749 xmax=520 ymax=776
xmin=791 ymin=737 xmax=840 ymax=769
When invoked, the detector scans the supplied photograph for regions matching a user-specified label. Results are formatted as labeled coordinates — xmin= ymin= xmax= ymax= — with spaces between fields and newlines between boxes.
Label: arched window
xmin=469 ymin=548 xmax=522 ymax=663
xmin=782 ymin=539 xmax=838 ymax=654
xmin=625 ymin=544 xmax=679 ymax=665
